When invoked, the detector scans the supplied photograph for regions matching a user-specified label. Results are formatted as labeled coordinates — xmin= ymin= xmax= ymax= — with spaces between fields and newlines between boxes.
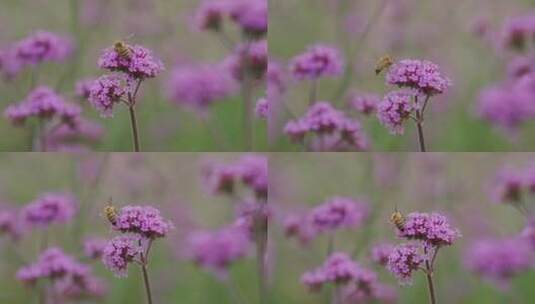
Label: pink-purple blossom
xmin=0 ymin=208 xmax=22 ymax=240
xmin=310 ymin=197 xmax=369 ymax=233
xmin=22 ymin=192 xmax=77 ymax=227
xmin=112 ymin=205 xmax=173 ymax=239
xmin=301 ymin=252 xmax=359 ymax=291
xmin=398 ymin=212 xmax=461 ymax=247
xmin=13 ymin=31 xmax=73 ymax=66
xmin=225 ymin=39 xmax=267 ymax=81
xmin=102 ymin=235 xmax=142 ymax=277
xmin=255 ymin=97 xmax=268 ymax=119
xmin=228 ymin=0 xmax=267 ymax=37
xmin=376 ymin=90 xmax=416 ymax=135
xmin=289 ymin=44 xmax=343 ymax=80
xmin=88 ymin=74 xmax=126 ymax=117
xmin=371 ymin=243 xmax=395 ymax=266
xmin=500 ymin=12 xmax=535 ymax=52
xmin=98 ymin=43 xmax=164 ymax=79
xmin=75 ymin=78 xmax=97 ymax=99
xmin=348 ymin=92 xmax=380 ymax=116
xmin=83 ymin=237 xmax=107 ymax=259
xmin=386 ymin=59 xmax=451 ymax=95
xmin=387 ymin=243 xmax=425 ymax=284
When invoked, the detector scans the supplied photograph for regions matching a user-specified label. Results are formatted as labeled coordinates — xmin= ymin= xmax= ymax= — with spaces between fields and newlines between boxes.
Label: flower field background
xmin=269 ymin=0 xmax=535 ymax=151
xmin=0 ymin=0 xmax=267 ymax=151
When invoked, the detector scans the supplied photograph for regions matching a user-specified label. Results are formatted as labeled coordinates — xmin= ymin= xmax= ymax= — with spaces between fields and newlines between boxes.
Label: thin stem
xmin=308 ymin=79 xmax=318 ymax=106
xmin=416 ymin=114 xmax=426 ymax=152
xmin=424 ymin=247 xmax=437 ymax=304
xmin=128 ymin=106 xmax=141 ymax=152
xmin=225 ymin=277 xmax=247 ymax=304
xmin=255 ymin=201 xmax=268 ymax=304
xmin=140 ymin=241 xmax=153 ymax=304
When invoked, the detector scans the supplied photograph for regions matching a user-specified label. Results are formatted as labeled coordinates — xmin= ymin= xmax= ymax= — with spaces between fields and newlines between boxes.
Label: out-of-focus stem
xmin=424 ymin=247 xmax=437 ymax=304
xmin=309 ymin=79 xmax=317 ymax=106
xmin=255 ymin=201 xmax=268 ymax=304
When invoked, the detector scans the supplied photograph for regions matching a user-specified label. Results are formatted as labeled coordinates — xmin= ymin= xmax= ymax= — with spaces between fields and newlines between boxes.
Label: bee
xmin=113 ymin=40 xmax=131 ymax=58
xmin=102 ymin=197 xmax=118 ymax=225
xmin=390 ymin=206 xmax=405 ymax=231
xmin=375 ymin=55 xmax=394 ymax=75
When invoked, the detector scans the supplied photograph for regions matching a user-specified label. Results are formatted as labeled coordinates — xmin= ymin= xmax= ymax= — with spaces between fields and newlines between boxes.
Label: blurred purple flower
xmin=228 ymin=0 xmax=267 ymax=38
xmin=301 ymin=252 xmax=359 ymax=291
xmin=490 ymin=167 xmax=525 ymax=204
xmin=386 ymin=59 xmax=451 ymax=96
xmin=75 ymin=77 xmax=97 ymax=99
xmin=348 ymin=92 xmax=380 ymax=116
xmin=500 ymin=12 xmax=535 ymax=52
xmin=255 ymin=97 xmax=268 ymax=119
xmin=283 ymin=214 xmax=316 ymax=245
xmin=46 ymin=117 xmax=104 ymax=151
xmin=14 ymin=31 xmax=73 ymax=66
xmin=192 ymin=0 xmax=229 ymax=31
xmin=225 ymin=39 xmax=267 ymax=81
xmin=102 ymin=235 xmax=142 ymax=277
xmin=465 ymin=237 xmax=532 ymax=289
xmin=187 ymin=226 xmax=250 ymax=279
xmin=289 ymin=44 xmax=343 ymax=81
xmin=166 ymin=63 xmax=237 ymax=113
xmin=83 ymin=237 xmax=107 ymax=260
xmin=0 ymin=208 xmax=22 ymax=240
xmin=310 ymin=197 xmax=369 ymax=234
xmin=371 ymin=243 xmax=395 ymax=266
xmin=284 ymin=102 xmax=368 ymax=151
xmin=22 ymin=192 xmax=77 ymax=227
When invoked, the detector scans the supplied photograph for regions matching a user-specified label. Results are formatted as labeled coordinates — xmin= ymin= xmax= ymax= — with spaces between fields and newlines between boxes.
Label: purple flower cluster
xmin=225 ymin=39 xmax=268 ymax=81
xmin=376 ymin=90 xmax=416 ymax=135
xmin=166 ymin=63 xmax=237 ymax=113
xmin=75 ymin=77 xmax=97 ymax=99
xmin=500 ymin=12 xmax=535 ymax=52
xmin=284 ymin=197 xmax=369 ymax=245
xmin=88 ymin=74 xmax=126 ymax=117
xmin=284 ymin=102 xmax=368 ymax=151
xmin=398 ymin=212 xmax=461 ymax=247
xmin=102 ymin=235 xmax=142 ymax=277
xmin=386 ymin=59 xmax=451 ymax=96
xmin=0 ymin=208 xmax=22 ymax=240
xmin=17 ymin=247 xmax=105 ymax=299
xmin=289 ymin=44 xmax=343 ymax=80
xmin=386 ymin=243 xmax=425 ymax=284
xmin=348 ymin=92 xmax=380 ymax=116
xmin=201 ymin=154 xmax=267 ymax=199
xmin=4 ymin=86 xmax=81 ymax=126
xmin=113 ymin=205 xmax=173 ymax=239
xmin=45 ymin=117 xmax=104 ymax=151
xmin=83 ymin=237 xmax=107 ymax=260
xmin=98 ymin=44 xmax=164 ymax=79
xmin=22 ymin=192 xmax=77 ymax=227
xmin=301 ymin=252 xmax=360 ymax=291
xmin=187 ymin=226 xmax=250 ymax=278
xmin=465 ymin=238 xmax=533 ymax=289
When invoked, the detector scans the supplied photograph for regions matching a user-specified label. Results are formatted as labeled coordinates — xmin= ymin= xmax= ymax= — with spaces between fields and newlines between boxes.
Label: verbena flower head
xmin=301 ymin=252 xmax=359 ymax=291
xmin=236 ymin=154 xmax=268 ymax=199
xmin=102 ymin=235 xmax=142 ymax=277
xmin=98 ymin=43 xmax=164 ymax=79
xmin=4 ymin=86 xmax=81 ymax=126
xmin=500 ymin=12 xmax=535 ymax=52
xmin=465 ymin=238 xmax=532 ymax=289
xmin=386 ymin=59 xmax=451 ymax=95
xmin=46 ymin=117 xmax=104 ymax=150
xmin=16 ymin=247 xmax=79 ymax=284
xmin=228 ymin=0 xmax=267 ymax=38
xmin=343 ymin=266 xmax=391 ymax=303
xmin=166 ymin=63 xmax=236 ymax=113
xmin=193 ymin=0 xmax=230 ymax=31
xmin=0 ymin=208 xmax=22 ymax=240
xmin=201 ymin=161 xmax=240 ymax=195
xmin=53 ymin=266 xmax=106 ymax=300
xmin=520 ymin=215 xmax=535 ymax=249
xmin=283 ymin=214 xmax=317 ymax=245
xmin=113 ymin=205 xmax=173 ymax=239
xmin=371 ymin=243 xmax=395 ymax=266
xmin=387 ymin=243 xmax=425 ymax=284
xmin=187 ymin=226 xmax=250 ymax=279
xmin=83 ymin=238 xmax=107 ymax=260
xmin=284 ymin=102 xmax=368 ymax=151
xmin=88 ymin=74 xmax=126 ymax=117
xmin=290 ymin=44 xmax=343 ymax=80
xmin=398 ymin=212 xmax=461 ymax=247
xmin=14 ymin=31 xmax=73 ymax=66
xmin=255 ymin=97 xmax=268 ymax=119
xmin=507 ymin=56 xmax=535 ymax=79
xmin=348 ymin=92 xmax=380 ymax=116
xmin=22 ymin=192 xmax=77 ymax=227
xmin=310 ymin=197 xmax=369 ymax=234
xmin=377 ymin=89 xmax=416 ymax=135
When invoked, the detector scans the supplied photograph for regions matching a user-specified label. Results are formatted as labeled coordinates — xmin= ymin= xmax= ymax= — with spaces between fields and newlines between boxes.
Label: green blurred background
xmin=0 ymin=0 xmax=266 ymax=151
xmin=269 ymin=0 xmax=535 ymax=151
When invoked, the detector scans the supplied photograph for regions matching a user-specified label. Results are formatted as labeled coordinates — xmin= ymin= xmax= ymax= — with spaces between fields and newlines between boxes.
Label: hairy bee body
xmin=103 ymin=199 xmax=118 ymax=225
xmin=114 ymin=41 xmax=131 ymax=58
xmin=390 ymin=209 xmax=405 ymax=231
xmin=375 ymin=55 xmax=394 ymax=75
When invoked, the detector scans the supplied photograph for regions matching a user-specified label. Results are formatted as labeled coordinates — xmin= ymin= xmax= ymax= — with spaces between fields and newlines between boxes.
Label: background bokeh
xmin=269 ymin=152 xmax=535 ymax=303
xmin=0 ymin=0 xmax=267 ymax=151
xmin=269 ymin=0 xmax=535 ymax=151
